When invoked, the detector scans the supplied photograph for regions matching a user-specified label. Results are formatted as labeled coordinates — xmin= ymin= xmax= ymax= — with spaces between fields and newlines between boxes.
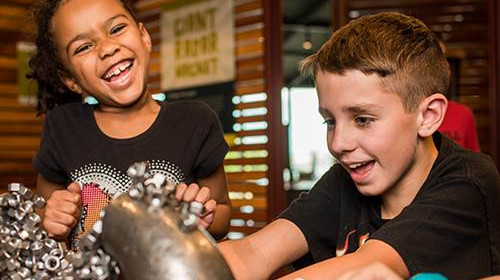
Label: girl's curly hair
xmin=28 ymin=0 xmax=138 ymax=115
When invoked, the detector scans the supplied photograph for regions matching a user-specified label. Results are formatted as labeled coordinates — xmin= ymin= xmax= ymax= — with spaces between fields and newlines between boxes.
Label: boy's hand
xmin=42 ymin=182 xmax=81 ymax=240
xmin=175 ymin=183 xmax=217 ymax=229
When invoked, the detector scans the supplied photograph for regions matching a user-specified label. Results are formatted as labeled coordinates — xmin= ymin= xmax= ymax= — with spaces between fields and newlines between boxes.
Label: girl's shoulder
xmin=160 ymin=100 xmax=217 ymax=118
xmin=47 ymin=102 xmax=90 ymax=118
xmin=45 ymin=102 xmax=91 ymax=124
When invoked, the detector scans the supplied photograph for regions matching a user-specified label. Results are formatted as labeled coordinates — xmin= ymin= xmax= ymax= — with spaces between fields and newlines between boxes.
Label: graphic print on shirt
xmin=69 ymin=159 xmax=185 ymax=248
xmin=336 ymin=228 xmax=370 ymax=257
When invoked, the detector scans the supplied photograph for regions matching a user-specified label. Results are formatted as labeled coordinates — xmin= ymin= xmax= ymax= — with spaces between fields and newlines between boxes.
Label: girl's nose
xmin=99 ymin=38 xmax=120 ymax=59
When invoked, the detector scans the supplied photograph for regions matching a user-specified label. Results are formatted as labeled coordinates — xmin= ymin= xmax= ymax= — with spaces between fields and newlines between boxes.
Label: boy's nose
xmin=329 ymin=126 xmax=356 ymax=155
xmin=99 ymin=38 xmax=120 ymax=59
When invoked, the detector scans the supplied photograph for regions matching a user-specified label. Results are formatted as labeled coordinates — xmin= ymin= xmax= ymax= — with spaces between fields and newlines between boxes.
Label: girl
xmin=29 ymin=0 xmax=231 ymax=246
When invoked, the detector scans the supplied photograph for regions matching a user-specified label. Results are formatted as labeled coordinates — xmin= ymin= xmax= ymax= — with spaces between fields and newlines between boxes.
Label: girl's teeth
xmin=105 ymin=61 xmax=131 ymax=79
xmin=119 ymin=61 xmax=130 ymax=71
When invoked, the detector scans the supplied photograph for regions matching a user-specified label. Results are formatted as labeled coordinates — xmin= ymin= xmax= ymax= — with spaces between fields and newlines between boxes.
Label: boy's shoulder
xmin=431 ymin=133 xmax=499 ymax=190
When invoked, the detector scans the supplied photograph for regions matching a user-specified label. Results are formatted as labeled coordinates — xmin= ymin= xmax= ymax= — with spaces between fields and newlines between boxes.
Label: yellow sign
xmin=161 ymin=0 xmax=235 ymax=90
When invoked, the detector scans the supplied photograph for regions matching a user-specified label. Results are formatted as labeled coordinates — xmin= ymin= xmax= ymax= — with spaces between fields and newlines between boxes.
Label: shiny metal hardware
xmin=1 ymin=162 xmax=234 ymax=279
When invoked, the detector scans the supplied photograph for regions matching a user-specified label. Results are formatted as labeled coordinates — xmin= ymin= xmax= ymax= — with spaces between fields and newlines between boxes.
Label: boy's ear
xmin=417 ymin=93 xmax=447 ymax=137
xmin=138 ymin=22 xmax=152 ymax=52
xmin=60 ymin=75 xmax=83 ymax=94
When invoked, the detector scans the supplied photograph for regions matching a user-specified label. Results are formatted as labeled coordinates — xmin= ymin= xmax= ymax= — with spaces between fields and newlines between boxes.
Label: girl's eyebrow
xmin=65 ymin=14 xmax=129 ymax=53
xmin=104 ymin=14 xmax=129 ymax=26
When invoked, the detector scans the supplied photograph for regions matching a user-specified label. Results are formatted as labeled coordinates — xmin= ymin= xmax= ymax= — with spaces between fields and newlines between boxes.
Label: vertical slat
xmin=262 ymin=0 xmax=287 ymax=221
xmin=488 ymin=0 xmax=500 ymax=165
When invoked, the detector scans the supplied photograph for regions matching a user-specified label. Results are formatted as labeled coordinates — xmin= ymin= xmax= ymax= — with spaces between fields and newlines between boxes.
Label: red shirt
xmin=439 ymin=100 xmax=480 ymax=152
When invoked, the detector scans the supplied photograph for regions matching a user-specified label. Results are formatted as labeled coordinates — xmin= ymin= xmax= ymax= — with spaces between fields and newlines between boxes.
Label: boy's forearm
xmin=218 ymin=219 xmax=309 ymax=280
xmin=276 ymin=240 xmax=409 ymax=280
xmin=218 ymin=239 xmax=271 ymax=280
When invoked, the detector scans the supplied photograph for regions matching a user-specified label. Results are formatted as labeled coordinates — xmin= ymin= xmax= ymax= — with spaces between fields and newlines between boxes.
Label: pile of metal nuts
xmin=0 ymin=182 xmax=75 ymax=279
xmin=0 ymin=162 xmax=204 ymax=279
xmin=126 ymin=162 xmax=205 ymax=232
xmin=0 ymin=183 xmax=119 ymax=280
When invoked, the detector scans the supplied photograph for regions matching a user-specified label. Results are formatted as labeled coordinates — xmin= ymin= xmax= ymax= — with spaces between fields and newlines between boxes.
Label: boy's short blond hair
xmin=300 ymin=12 xmax=450 ymax=112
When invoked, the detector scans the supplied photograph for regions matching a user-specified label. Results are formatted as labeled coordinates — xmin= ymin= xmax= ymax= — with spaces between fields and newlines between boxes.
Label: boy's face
xmin=52 ymin=0 xmax=152 ymax=108
xmin=316 ymin=70 xmax=423 ymax=197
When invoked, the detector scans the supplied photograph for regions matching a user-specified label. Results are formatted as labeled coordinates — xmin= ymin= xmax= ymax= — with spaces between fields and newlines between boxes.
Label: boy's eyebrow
xmin=318 ymin=107 xmax=330 ymax=116
xmin=344 ymin=103 xmax=382 ymax=113
xmin=318 ymin=103 xmax=381 ymax=116
xmin=65 ymin=14 xmax=129 ymax=52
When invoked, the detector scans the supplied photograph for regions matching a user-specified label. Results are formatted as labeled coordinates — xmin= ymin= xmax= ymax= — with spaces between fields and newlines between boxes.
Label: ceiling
xmin=282 ymin=0 xmax=489 ymax=88
xmin=283 ymin=0 xmax=333 ymax=88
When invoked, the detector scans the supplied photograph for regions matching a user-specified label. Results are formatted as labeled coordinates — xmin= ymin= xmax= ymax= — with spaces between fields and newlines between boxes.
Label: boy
xmin=218 ymin=12 xmax=500 ymax=280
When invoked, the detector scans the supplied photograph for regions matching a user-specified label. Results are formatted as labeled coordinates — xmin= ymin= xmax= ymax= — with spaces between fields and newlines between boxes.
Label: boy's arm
xmin=276 ymin=239 xmax=409 ymax=280
xmin=218 ymin=218 xmax=309 ymax=280
xmin=194 ymin=164 xmax=231 ymax=240
xmin=37 ymin=174 xmax=81 ymax=239
xmin=337 ymin=262 xmax=404 ymax=280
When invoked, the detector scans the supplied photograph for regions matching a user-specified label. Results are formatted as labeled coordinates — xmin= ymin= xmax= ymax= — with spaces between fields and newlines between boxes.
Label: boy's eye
xmin=110 ymin=24 xmax=126 ymax=35
xmin=323 ymin=119 xmax=336 ymax=127
xmin=354 ymin=116 xmax=374 ymax=126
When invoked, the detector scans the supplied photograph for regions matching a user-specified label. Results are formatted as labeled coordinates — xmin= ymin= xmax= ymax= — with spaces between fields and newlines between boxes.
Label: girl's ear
xmin=60 ymin=75 xmax=83 ymax=94
xmin=138 ymin=22 xmax=152 ymax=52
xmin=417 ymin=93 xmax=448 ymax=137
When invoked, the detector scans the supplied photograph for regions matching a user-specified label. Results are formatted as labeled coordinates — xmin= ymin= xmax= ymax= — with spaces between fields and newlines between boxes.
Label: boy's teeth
xmin=349 ymin=163 xmax=364 ymax=169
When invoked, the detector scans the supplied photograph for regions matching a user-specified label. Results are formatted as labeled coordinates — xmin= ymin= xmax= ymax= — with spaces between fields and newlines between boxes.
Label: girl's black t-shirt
xmin=34 ymin=100 xmax=228 ymax=246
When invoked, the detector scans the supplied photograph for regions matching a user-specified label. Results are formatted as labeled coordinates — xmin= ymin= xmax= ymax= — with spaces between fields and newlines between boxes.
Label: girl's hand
xmin=42 ymin=182 xmax=81 ymax=240
xmin=175 ymin=183 xmax=217 ymax=229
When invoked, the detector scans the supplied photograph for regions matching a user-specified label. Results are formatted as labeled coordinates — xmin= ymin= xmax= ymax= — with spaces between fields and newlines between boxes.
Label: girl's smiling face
xmin=316 ymin=70 xmax=425 ymax=198
xmin=52 ymin=0 xmax=152 ymax=110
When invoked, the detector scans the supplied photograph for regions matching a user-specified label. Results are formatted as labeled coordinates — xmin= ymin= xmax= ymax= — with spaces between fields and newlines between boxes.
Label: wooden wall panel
xmin=134 ymin=0 xmax=274 ymax=238
xmin=0 ymin=0 xmax=279 ymax=240
xmin=0 ymin=1 xmax=39 ymax=192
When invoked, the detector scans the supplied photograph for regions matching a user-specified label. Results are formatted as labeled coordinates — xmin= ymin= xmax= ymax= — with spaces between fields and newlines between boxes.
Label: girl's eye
xmin=74 ymin=44 xmax=91 ymax=55
xmin=111 ymin=24 xmax=126 ymax=35
xmin=355 ymin=116 xmax=374 ymax=126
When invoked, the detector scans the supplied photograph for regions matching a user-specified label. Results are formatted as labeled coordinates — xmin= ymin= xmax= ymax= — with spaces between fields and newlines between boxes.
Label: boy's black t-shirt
xmin=33 ymin=100 xmax=228 ymax=245
xmin=279 ymin=133 xmax=500 ymax=280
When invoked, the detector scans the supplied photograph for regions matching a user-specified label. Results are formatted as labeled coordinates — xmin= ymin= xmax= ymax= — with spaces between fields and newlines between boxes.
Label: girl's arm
xmin=36 ymin=174 xmax=81 ymax=240
xmin=198 ymin=164 xmax=231 ymax=239
xmin=176 ymin=164 xmax=231 ymax=240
